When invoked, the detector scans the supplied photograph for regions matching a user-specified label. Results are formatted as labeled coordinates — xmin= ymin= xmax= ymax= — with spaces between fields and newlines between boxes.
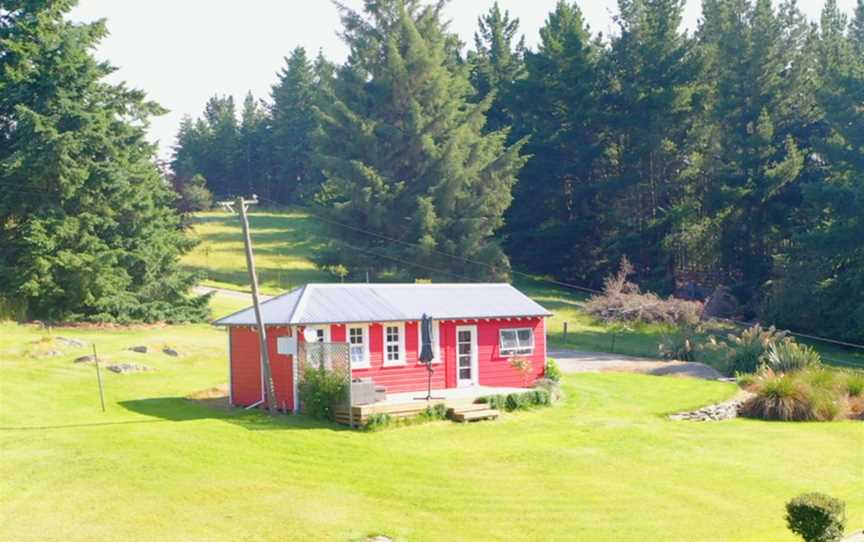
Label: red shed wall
xmin=229 ymin=326 xmax=294 ymax=410
xmin=298 ymin=322 xmax=446 ymax=394
xmin=296 ymin=317 xmax=546 ymax=394
xmin=439 ymin=318 xmax=546 ymax=388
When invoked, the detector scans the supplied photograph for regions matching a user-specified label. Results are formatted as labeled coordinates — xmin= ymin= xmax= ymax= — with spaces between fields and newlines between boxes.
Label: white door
xmin=456 ymin=325 xmax=478 ymax=387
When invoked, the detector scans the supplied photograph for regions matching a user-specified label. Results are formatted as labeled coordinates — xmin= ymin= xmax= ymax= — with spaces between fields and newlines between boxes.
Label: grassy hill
xmin=183 ymin=209 xmax=864 ymax=368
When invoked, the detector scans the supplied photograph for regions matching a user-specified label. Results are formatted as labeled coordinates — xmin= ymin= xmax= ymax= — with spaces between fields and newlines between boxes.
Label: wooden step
xmin=449 ymin=408 xmax=500 ymax=423
xmin=446 ymin=404 xmax=493 ymax=416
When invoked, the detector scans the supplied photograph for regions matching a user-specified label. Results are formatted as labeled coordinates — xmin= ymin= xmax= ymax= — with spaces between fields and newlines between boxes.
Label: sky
xmin=67 ymin=0 xmax=857 ymax=160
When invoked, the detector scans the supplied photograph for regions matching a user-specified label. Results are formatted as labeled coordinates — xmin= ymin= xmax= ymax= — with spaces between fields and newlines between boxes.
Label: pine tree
xmin=468 ymin=2 xmax=526 ymax=134
xmin=694 ymin=0 xmax=816 ymax=303
xmin=504 ymin=1 xmax=611 ymax=283
xmin=605 ymin=0 xmax=703 ymax=289
xmin=315 ymin=0 xmax=527 ymax=280
xmin=764 ymin=0 xmax=864 ymax=340
xmin=238 ymin=91 xmax=268 ymax=197
xmin=0 ymin=0 xmax=208 ymax=322
xmin=269 ymin=47 xmax=320 ymax=203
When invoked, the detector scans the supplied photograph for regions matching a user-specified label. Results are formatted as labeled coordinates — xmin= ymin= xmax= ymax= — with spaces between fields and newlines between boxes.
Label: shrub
xmin=364 ymin=413 xmax=392 ymax=431
xmin=659 ymin=322 xmax=701 ymax=361
xmin=740 ymin=374 xmax=815 ymax=421
xmin=534 ymin=378 xmax=564 ymax=402
xmin=722 ymin=324 xmax=788 ymax=375
xmin=297 ymin=366 xmax=348 ymax=420
xmin=477 ymin=390 xmax=552 ymax=412
xmin=740 ymin=368 xmax=850 ymax=422
xmin=785 ymin=493 xmax=846 ymax=542
xmin=763 ymin=341 xmax=822 ymax=373
xmin=843 ymin=371 xmax=864 ymax=397
xmin=544 ymin=359 xmax=561 ymax=382
xmin=584 ymin=257 xmax=703 ymax=325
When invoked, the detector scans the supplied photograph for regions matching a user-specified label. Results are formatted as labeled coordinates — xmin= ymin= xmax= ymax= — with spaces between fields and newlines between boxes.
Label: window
xmin=383 ymin=323 xmax=405 ymax=365
xmin=348 ymin=325 xmax=369 ymax=368
xmin=416 ymin=320 xmax=441 ymax=363
xmin=305 ymin=326 xmax=330 ymax=368
xmin=499 ymin=328 xmax=534 ymax=356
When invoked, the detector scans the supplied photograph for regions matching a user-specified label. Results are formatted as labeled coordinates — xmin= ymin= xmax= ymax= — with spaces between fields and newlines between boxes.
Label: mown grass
xmin=1 ymin=321 xmax=861 ymax=541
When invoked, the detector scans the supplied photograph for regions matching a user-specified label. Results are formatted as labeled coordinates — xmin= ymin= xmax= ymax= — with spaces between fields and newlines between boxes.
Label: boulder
xmin=128 ymin=345 xmax=148 ymax=354
xmin=701 ymin=285 xmax=739 ymax=319
xmin=74 ymin=355 xmax=96 ymax=363
xmin=56 ymin=337 xmax=87 ymax=348
xmin=162 ymin=347 xmax=181 ymax=357
xmin=106 ymin=363 xmax=152 ymax=374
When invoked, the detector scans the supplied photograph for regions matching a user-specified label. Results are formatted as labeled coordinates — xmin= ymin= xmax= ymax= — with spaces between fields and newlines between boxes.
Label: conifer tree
xmin=605 ymin=0 xmax=703 ymax=288
xmin=238 ymin=91 xmax=268 ymax=198
xmin=0 ymin=0 xmax=208 ymax=322
xmin=694 ymin=0 xmax=815 ymax=303
xmin=315 ymin=0 xmax=526 ymax=280
xmin=468 ymin=2 xmax=526 ymax=134
xmin=269 ymin=47 xmax=320 ymax=203
xmin=504 ymin=1 xmax=610 ymax=283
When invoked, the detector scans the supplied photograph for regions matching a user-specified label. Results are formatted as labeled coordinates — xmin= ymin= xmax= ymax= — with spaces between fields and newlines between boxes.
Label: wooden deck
xmin=332 ymin=386 xmax=523 ymax=427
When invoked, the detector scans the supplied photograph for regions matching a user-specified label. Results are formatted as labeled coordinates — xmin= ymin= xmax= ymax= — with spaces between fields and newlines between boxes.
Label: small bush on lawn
xmin=763 ymin=341 xmax=822 ymax=373
xmin=364 ymin=413 xmax=392 ymax=431
xmin=584 ymin=257 xmax=703 ymax=325
xmin=785 ymin=493 xmax=846 ymax=542
xmin=545 ymin=359 xmax=561 ymax=382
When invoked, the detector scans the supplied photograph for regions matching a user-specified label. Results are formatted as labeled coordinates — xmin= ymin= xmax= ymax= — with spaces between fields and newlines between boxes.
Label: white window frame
xmin=499 ymin=327 xmax=535 ymax=356
xmin=347 ymin=324 xmax=370 ymax=368
xmin=382 ymin=322 xmax=406 ymax=366
xmin=305 ymin=325 xmax=331 ymax=343
xmin=416 ymin=320 xmax=441 ymax=364
xmin=304 ymin=325 xmax=331 ymax=368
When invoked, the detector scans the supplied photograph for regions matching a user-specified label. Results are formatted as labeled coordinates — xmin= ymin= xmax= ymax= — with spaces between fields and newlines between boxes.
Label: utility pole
xmin=224 ymin=196 xmax=278 ymax=415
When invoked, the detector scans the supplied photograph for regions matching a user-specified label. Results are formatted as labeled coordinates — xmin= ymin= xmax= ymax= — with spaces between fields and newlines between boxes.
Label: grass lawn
xmin=1 ymin=321 xmax=861 ymax=541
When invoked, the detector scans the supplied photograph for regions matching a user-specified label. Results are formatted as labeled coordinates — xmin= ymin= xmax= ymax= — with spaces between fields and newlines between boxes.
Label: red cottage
xmin=214 ymin=283 xmax=552 ymax=411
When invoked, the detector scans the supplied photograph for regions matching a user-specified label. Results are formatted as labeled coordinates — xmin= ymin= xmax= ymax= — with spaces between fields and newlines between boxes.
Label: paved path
xmin=193 ymin=286 xmax=273 ymax=301
xmin=548 ymin=349 xmax=724 ymax=380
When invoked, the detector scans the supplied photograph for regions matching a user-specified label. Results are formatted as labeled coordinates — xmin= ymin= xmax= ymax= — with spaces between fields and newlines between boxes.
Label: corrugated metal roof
xmin=213 ymin=283 xmax=551 ymax=326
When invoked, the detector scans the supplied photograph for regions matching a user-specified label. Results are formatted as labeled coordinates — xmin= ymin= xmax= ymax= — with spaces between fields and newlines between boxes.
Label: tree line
xmin=173 ymin=0 xmax=864 ymax=341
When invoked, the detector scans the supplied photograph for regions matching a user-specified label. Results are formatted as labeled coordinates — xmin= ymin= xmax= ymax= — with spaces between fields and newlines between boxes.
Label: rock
xmin=701 ymin=285 xmax=739 ymax=319
xmin=162 ymin=347 xmax=181 ymax=357
xmin=37 ymin=350 xmax=63 ymax=357
xmin=74 ymin=355 xmax=96 ymax=363
xmin=56 ymin=337 xmax=87 ymax=348
xmin=106 ymin=362 xmax=152 ymax=374
xmin=128 ymin=345 xmax=148 ymax=354
xmin=363 ymin=537 xmax=393 ymax=542
xmin=669 ymin=392 xmax=755 ymax=422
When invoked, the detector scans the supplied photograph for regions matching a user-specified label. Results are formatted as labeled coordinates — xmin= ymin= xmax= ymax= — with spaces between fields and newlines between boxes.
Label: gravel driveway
xmin=548 ymin=349 xmax=724 ymax=380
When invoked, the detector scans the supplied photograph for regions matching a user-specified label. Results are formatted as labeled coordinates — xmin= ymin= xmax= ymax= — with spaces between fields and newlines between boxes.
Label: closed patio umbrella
xmin=415 ymin=313 xmax=442 ymax=401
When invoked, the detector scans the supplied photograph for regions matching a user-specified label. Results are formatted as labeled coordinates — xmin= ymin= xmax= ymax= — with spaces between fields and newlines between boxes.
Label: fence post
xmin=93 ymin=345 xmax=105 ymax=412
xmin=563 ymin=322 xmax=568 ymax=344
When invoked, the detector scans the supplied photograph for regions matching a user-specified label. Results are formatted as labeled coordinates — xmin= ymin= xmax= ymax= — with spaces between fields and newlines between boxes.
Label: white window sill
xmin=383 ymin=360 xmax=405 ymax=367
xmin=352 ymin=363 xmax=371 ymax=370
xmin=501 ymin=350 xmax=535 ymax=357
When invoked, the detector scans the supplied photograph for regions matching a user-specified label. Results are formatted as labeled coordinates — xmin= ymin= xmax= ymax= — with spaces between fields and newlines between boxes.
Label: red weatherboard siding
xmin=439 ymin=318 xmax=546 ymax=388
xmin=229 ymin=326 xmax=294 ymax=410
xmin=324 ymin=321 xmax=445 ymax=394
xmin=228 ymin=316 xmax=547 ymax=409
